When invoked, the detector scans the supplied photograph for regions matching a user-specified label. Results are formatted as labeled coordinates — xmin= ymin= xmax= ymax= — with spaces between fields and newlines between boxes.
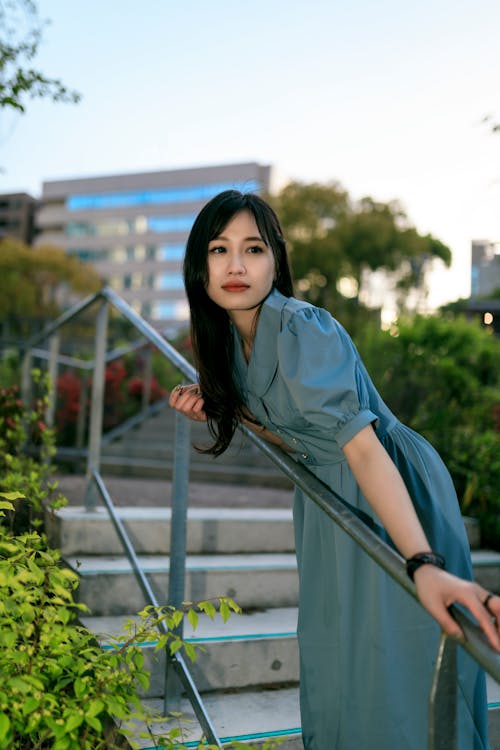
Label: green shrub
xmin=0 ymin=499 xmax=250 ymax=749
xmin=0 ymin=371 xmax=66 ymax=534
xmin=355 ymin=314 xmax=500 ymax=549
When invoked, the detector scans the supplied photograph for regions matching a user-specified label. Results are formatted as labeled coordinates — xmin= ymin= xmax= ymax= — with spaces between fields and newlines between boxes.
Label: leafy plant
xmin=0 ymin=370 xmax=66 ymax=534
xmin=0 ymin=499 xmax=247 ymax=749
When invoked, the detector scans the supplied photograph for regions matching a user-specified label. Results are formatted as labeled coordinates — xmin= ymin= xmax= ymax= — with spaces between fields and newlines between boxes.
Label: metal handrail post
xmin=76 ymin=376 xmax=88 ymax=450
xmin=21 ymin=348 xmax=33 ymax=409
xmin=428 ymin=634 xmax=457 ymax=750
xmin=164 ymin=411 xmax=191 ymax=714
xmin=84 ymin=301 xmax=108 ymax=511
xmin=142 ymin=346 xmax=153 ymax=411
xmin=45 ymin=333 xmax=60 ymax=428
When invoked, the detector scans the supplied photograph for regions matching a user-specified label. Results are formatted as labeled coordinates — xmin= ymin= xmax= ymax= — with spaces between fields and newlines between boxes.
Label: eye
xmin=209 ymin=245 xmax=226 ymax=254
xmin=247 ymin=245 xmax=265 ymax=254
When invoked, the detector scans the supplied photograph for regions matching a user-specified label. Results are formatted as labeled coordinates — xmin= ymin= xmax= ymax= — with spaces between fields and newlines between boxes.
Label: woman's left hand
xmin=413 ymin=565 xmax=500 ymax=651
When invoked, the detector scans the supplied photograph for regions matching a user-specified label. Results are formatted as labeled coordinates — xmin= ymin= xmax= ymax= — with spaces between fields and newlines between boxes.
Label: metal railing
xmin=22 ymin=287 xmax=500 ymax=750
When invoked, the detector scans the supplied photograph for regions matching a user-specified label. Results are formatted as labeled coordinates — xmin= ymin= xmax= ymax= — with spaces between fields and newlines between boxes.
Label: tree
xmin=268 ymin=181 xmax=452 ymax=325
xmin=0 ymin=237 xmax=101 ymax=336
xmin=0 ymin=0 xmax=80 ymax=113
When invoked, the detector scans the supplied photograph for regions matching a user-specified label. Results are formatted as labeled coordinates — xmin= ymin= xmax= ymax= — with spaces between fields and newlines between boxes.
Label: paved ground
xmin=54 ymin=473 xmax=294 ymax=509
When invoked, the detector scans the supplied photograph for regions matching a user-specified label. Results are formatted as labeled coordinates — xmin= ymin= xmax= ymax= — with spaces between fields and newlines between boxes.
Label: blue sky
xmin=1 ymin=0 xmax=499 ymax=305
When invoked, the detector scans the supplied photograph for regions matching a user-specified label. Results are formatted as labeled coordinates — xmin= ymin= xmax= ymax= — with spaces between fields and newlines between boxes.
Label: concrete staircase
xmin=48 ymin=490 xmax=500 ymax=749
xmin=99 ymin=407 xmax=292 ymax=488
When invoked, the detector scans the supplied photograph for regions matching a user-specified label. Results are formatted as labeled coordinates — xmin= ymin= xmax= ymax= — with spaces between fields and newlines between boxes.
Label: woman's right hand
xmin=168 ymin=384 xmax=207 ymax=422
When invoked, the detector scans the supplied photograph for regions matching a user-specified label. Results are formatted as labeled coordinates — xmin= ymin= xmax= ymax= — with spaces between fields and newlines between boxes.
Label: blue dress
xmin=232 ymin=289 xmax=489 ymax=750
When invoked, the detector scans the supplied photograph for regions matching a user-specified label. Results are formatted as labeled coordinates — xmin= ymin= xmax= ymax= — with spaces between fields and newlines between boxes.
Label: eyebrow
xmin=210 ymin=235 xmax=265 ymax=242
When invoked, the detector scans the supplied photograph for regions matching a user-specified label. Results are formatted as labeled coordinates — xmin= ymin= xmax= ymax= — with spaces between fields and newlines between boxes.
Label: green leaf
xmin=0 ymin=491 xmax=25 ymax=501
xmin=169 ymin=639 xmax=183 ymax=655
xmin=22 ymin=696 xmax=39 ymax=715
xmin=133 ymin=651 xmax=144 ymax=669
xmin=85 ymin=714 xmax=102 ymax=733
xmin=198 ymin=600 xmax=216 ymax=619
xmin=64 ymin=713 xmax=83 ymax=733
xmin=0 ymin=713 xmax=10 ymax=742
xmin=86 ymin=699 xmax=104 ymax=718
xmin=187 ymin=608 xmax=198 ymax=631
xmin=172 ymin=609 xmax=183 ymax=628
xmin=74 ymin=677 xmax=86 ymax=699
xmin=184 ymin=642 xmax=197 ymax=662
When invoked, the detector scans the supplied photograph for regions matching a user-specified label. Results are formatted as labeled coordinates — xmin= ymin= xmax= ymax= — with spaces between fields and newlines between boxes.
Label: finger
xmin=170 ymin=384 xmax=200 ymax=409
xmin=168 ymin=384 xmax=185 ymax=406
xmin=176 ymin=391 xmax=202 ymax=412
xmin=454 ymin=591 xmax=500 ymax=651
xmin=426 ymin=604 xmax=465 ymax=643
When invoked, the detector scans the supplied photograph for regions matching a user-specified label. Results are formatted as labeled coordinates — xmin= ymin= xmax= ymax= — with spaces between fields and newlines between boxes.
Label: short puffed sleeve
xmin=277 ymin=305 xmax=378 ymax=446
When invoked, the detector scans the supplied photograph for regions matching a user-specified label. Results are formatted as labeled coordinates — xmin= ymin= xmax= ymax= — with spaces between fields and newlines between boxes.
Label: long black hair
xmin=183 ymin=190 xmax=294 ymax=456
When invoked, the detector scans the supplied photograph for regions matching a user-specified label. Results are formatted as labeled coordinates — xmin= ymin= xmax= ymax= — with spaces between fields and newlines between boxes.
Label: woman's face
xmin=206 ymin=210 xmax=276 ymax=319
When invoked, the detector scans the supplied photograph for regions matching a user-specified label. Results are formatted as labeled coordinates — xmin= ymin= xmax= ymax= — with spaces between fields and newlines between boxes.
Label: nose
xmin=227 ymin=251 xmax=246 ymax=274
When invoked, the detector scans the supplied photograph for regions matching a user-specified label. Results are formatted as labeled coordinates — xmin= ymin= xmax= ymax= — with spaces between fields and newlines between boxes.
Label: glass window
xmin=111 ymin=247 xmax=126 ymax=263
xmin=157 ymin=244 xmax=185 ymax=261
xmin=66 ymin=219 xmax=134 ymax=237
xmin=155 ymin=272 xmax=184 ymax=290
xmin=131 ymin=272 xmax=142 ymax=289
xmin=147 ymin=215 xmax=196 ymax=233
xmin=110 ymin=276 xmax=122 ymax=290
xmin=153 ymin=300 xmax=190 ymax=320
xmin=66 ymin=179 xmax=262 ymax=211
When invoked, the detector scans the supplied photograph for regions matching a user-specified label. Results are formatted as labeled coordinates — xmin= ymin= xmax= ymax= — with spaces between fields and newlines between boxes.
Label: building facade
xmin=0 ymin=192 xmax=37 ymax=243
xmin=36 ymin=162 xmax=271 ymax=325
xmin=471 ymin=239 xmax=500 ymax=298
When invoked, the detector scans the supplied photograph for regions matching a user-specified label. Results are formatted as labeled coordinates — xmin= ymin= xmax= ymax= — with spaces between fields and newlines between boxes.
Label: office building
xmin=36 ymin=162 xmax=271 ymax=325
xmin=0 ymin=192 xmax=37 ymax=243
xmin=471 ymin=239 xmax=500 ymax=298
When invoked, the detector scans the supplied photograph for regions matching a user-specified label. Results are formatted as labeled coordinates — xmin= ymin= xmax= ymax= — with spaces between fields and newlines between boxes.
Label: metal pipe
xmin=102 ymin=287 xmax=197 ymax=383
xmin=165 ymin=412 xmax=191 ymax=713
xmin=428 ymin=634 xmax=457 ymax=750
xmin=21 ymin=349 xmax=33 ymax=410
xmin=45 ymin=333 xmax=60 ymax=428
xmin=76 ymin=376 xmax=88 ymax=450
xmin=91 ymin=470 xmax=223 ymax=749
xmin=85 ymin=302 xmax=108 ymax=511
xmin=25 ymin=290 xmax=102 ymax=350
xmin=142 ymin=347 xmax=153 ymax=411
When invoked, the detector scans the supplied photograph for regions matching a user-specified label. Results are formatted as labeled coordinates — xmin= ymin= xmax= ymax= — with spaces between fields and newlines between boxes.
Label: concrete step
xmin=81 ymin=609 xmax=500 ymax=748
xmin=68 ymin=553 xmax=299 ymax=616
xmin=133 ymin=688 xmax=302 ymax=749
xmin=48 ymin=506 xmax=295 ymax=556
xmin=129 ymin=680 xmax=500 ymax=750
xmin=67 ymin=547 xmax=498 ymax=617
xmin=48 ymin=506 xmax=483 ymax=558
xmin=97 ymin=409 xmax=291 ymax=487
xmin=81 ymin=607 xmax=299 ymax=695
xmin=468 ymin=550 xmax=500 ymax=594
xmin=97 ymin=455 xmax=292 ymax=487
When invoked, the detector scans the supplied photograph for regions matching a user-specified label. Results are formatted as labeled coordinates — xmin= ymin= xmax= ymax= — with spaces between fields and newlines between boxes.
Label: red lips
xmin=221 ymin=283 xmax=250 ymax=291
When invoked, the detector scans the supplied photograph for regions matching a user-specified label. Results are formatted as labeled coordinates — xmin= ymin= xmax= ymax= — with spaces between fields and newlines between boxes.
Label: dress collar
xmin=233 ymin=288 xmax=289 ymax=397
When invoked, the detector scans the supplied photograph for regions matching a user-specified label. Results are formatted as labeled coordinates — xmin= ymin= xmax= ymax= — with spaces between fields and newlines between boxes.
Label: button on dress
xmin=232 ymin=289 xmax=489 ymax=750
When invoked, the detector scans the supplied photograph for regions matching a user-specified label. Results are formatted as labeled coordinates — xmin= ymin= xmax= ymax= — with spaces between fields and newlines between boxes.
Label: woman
xmin=169 ymin=190 xmax=499 ymax=749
